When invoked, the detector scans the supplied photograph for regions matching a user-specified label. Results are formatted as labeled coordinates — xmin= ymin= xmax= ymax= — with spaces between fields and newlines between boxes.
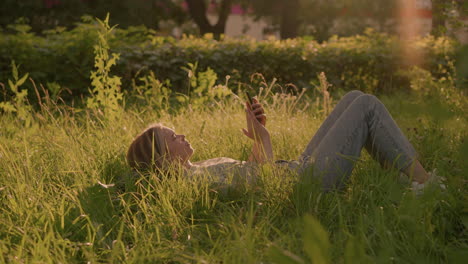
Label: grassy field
xmin=0 ymin=83 xmax=466 ymax=263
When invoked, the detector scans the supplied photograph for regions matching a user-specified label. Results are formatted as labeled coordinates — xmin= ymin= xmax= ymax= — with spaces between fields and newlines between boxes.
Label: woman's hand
xmin=242 ymin=98 xmax=269 ymax=142
xmin=250 ymin=98 xmax=267 ymax=126
xmin=242 ymin=98 xmax=273 ymax=163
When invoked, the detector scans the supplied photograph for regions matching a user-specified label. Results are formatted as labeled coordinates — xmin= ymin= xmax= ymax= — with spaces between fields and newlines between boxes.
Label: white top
xmin=186 ymin=157 xmax=301 ymax=185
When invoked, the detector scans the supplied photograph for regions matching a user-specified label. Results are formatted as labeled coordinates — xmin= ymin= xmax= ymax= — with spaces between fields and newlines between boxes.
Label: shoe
xmin=398 ymin=172 xmax=410 ymax=184
xmin=411 ymin=169 xmax=446 ymax=195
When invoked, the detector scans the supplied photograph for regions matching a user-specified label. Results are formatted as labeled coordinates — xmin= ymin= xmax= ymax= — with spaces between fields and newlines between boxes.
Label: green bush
xmin=0 ymin=20 xmax=459 ymax=103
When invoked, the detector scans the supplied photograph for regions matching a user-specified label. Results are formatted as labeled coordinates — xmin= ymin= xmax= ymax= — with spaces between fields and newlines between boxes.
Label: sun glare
xmin=398 ymin=0 xmax=424 ymax=66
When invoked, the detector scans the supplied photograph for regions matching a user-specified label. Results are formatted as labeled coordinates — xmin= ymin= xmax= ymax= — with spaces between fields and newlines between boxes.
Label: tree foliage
xmin=246 ymin=0 xmax=399 ymax=41
xmin=1 ymin=0 xmax=465 ymax=45
xmin=298 ymin=0 xmax=399 ymax=41
xmin=431 ymin=0 xmax=468 ymax=37
xmin=0 ymin=0 xmax=187 ymax=33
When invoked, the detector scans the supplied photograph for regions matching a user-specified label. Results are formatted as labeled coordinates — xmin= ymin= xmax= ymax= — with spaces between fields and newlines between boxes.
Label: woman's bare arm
xmin=243 ymin=98 xmax=274 ymax=163
xmin=248 ymin=133 xmax=274 ymax=163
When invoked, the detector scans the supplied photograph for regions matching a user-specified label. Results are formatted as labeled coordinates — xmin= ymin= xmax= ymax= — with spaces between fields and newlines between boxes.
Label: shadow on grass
xmin=52 ymin=155 xmax=129 ymax=261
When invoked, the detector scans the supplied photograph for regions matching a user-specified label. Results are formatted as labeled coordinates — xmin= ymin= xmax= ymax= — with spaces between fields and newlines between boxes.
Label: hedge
xmin=0 ymin=21 xmax=459 ymax=102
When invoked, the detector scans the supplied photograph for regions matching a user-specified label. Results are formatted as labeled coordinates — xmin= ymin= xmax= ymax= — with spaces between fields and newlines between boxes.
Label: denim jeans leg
xmin=299 ymin=90 xmax=364 ymax=161
xmin=300 ymin=94 xmax=417 ymax=191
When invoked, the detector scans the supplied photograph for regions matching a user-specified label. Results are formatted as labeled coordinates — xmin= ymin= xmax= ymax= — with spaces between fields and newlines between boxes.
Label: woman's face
xmin=159 ymin=126 xmax=194 ymax=164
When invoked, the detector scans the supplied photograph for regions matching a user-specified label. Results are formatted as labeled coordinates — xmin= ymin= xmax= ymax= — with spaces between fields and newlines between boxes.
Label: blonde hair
xmin=126 ymin=124 xmax=167 ymax=171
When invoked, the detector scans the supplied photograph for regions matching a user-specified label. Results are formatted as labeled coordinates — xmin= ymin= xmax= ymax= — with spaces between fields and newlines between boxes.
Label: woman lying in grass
xmin=127 ymin=90 xmax=443 ymax=193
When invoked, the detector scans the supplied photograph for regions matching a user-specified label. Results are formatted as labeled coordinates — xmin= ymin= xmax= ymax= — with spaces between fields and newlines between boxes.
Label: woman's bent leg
xmin=300 ymin=94 xmax=418 ymax=191
xmin=299 ymin=90 xmax=364 ymax=161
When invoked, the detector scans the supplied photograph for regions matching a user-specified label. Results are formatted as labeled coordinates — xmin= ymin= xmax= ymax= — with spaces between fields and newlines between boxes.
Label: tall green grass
xmin=0 ymin=85 xmax=466 ymax=263
xmin=0 ymin=16 xmax=466 ymax=263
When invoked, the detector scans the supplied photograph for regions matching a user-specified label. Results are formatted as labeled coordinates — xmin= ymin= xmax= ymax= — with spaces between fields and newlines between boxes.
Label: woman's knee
xmin=343 ymin=90 xmax=365 ymax=100
xmin=355 ymin=94 xmax=379 ymax=105
xmin=352 ymin=94 xmax=385 ymax=117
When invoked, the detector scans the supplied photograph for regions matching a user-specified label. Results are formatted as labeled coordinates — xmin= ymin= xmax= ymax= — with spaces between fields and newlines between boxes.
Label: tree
xmin=184 ymin=0 xmax=233 ymax=39
xmin=279 ymin=0 xmax=300 ymax=39
xmin=248 ymin=0 xmax=300 ymax=39
xmin=296 ymin=0 xmax=341 ymax=41
xmin=431 ymin=0 xmax=446 ymax=36
xmin=431 ymin=0 xmax=467 ymax=37
xmin=180 ymin=0 xmax=301 ymax=39
xmin=0 ymin=0 xmax=86 ymax=33
xmin=248 ymin=0 xmax=398 ymax=41
xmin=297 ymin=0 xmax=399 ymax=41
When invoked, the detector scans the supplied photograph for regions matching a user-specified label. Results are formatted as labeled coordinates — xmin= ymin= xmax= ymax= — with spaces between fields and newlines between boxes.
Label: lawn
xmin=0 ymin=78 xmax=466 ymax=263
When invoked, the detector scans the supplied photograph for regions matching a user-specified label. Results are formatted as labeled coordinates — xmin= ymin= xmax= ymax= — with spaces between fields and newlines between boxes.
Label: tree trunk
xmin=185 ymin=0 xmax=232 ymax=39
xmin=279 ymin=0 xmax=300 ymax=39
xmin=213 ymin=0 xmax=231 ymax=38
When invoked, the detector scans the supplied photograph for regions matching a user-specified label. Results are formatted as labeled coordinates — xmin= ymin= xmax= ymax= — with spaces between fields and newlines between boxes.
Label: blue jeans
xmin=299 ymin=90 xmax=417 ymax=190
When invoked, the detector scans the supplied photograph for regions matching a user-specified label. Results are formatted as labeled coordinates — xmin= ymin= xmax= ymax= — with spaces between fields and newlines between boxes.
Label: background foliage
xmin=0 ymin=19 xmax=460 ymax=104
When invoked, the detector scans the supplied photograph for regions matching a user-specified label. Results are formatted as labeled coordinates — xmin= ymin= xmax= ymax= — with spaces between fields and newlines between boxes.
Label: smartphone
xmin=245 ymin=91 xmax=263 ymax=123
xmin=245 ymin=91 xmax=253 ymax=107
